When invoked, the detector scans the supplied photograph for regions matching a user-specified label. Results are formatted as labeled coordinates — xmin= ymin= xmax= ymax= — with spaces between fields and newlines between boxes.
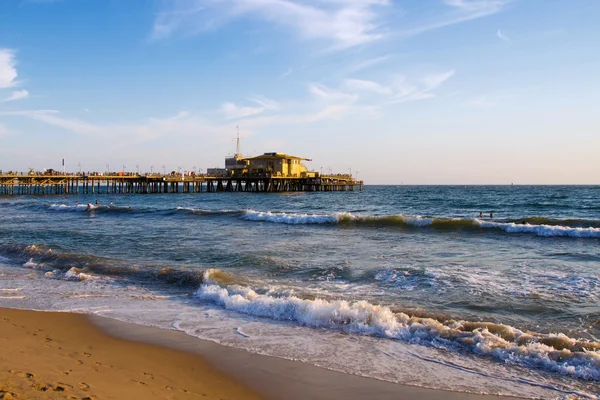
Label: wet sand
xmin=0 ymin=307 xmax=520 ymax=400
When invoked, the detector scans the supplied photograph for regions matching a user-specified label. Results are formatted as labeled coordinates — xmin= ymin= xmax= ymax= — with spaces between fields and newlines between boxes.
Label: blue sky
xmin=1 ymin=0 xmax=599 ymax=183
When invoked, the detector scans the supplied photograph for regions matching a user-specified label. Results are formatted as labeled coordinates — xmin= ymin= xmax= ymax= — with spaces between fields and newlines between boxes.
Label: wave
xmin=196 ymin=269 xmax=600 ymax=381
xmin=2 ymin=244 xmax=205 ymax=288
xmin=175 ymin=207 xmax=241 ymax=216
xmin=241 ymin=210 xmax=600 ymax=238
xmin=475 ymin=220 xmax=600 ymax=238
xmin=49 ymin=203 xmax=135 ymax=213
xmin=243 ymin=210 xmax=343 ymax=224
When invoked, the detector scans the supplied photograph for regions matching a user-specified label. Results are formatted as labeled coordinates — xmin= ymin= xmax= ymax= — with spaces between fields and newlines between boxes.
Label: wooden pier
xmin=0 ymin=173 xmax=363 ymax=195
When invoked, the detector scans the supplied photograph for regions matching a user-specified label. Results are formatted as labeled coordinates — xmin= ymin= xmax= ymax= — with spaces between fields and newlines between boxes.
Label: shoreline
xmin=0 ymin=306 xmax=520 ymax=400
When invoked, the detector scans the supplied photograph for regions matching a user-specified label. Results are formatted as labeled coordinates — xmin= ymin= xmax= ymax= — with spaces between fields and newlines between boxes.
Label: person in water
xmin=95 ymin=200 xmax=99 ymax=205
xmin=479 ymin=212 xmax=483 ymax=218
xmin=490 ymin=212 xmax=494 ymax=219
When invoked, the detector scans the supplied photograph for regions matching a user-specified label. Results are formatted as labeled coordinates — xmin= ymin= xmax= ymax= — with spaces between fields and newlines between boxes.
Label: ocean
xmin=0 ymin=185 xmax=599 ymax=398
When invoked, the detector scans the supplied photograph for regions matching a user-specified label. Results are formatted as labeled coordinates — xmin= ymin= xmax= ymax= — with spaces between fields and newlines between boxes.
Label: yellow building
xmin=245 ymin=153 xmax=311 ymax=177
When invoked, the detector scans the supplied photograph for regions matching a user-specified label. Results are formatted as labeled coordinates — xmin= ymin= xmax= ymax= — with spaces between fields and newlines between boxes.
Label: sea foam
xmin=475 ymin=220 xmax=600 ymax=238
xmin=241 ymin=210 xmax=600 ymax=238
xmin=196 ymin=269 xmax=600 ymax=381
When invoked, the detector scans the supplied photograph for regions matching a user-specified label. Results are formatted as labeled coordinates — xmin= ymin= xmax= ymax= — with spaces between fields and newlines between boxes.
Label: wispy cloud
xmin=152 ymin=0 xmax=390 ymax=49
xmin=0 ymin=49 xmax=18 ymax=89
xmin=310 ymin=83 xmax=359 ymax=103
xmin=401 ymin=0 xmax=511 ymax=37
xmin=345 ymin=55 xmax=391 ymax=73
xmin=344 ymin=78 xmax=391 ymax=94
xmin=1 ymin=109 xmax=233 ymax=144
xmin=497 ymin=29 xmax=511 ymax=43
xmin=241 ymin=104 xmax=351 ymax=128
xmin=1 ymin=110 xmax=102 ymax=135
xmin=1 ymin=90 xmax=29 ymax=102
xmin=220 ymin=102 xmax=265 ymax=120
xmin=386 ymin=70 xmax=455 ymax=104
xmin=247 ymin=95 xmax=280 ymax=111
xmin=279 ymin=68 xmax=292 ymax=79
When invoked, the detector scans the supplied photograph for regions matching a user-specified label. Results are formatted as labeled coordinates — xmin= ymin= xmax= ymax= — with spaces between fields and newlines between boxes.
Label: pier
xmin=0 ymin=173 xmax=362 ymax=195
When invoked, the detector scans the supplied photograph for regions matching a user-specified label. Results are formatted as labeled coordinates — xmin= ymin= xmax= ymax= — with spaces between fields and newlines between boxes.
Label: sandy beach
xmin=0 ymin=307 xmax=523 ymax=400
xmin=0 ymin=307 xmax=261 ymax=400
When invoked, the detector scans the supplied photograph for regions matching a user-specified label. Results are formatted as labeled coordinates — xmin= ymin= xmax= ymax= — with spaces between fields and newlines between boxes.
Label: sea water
xmin=0 ymin=185 xmax=599 ymax=398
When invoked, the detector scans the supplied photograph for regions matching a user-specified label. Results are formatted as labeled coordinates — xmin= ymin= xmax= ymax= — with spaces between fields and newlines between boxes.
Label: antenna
xmin=235 ymin=125 xmax=240 ymax=156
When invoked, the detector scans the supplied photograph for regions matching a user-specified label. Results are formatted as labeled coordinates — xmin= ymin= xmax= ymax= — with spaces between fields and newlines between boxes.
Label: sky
xmin=1 ymin=0 xmax=599 ymax=184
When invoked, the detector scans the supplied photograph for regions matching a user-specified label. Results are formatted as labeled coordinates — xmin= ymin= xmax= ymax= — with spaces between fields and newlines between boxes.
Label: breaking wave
xmin=243 ymin=210 xmax=344 ymax=224
xmin=175 ymin=207 xmax=241 ymax=216
xmin=2 ymin=244 xmax=205 ymax=287
xmin=49 ymin=203 xmax=135 ymax=213
xmin=196 ymin=269 xmax=600 ymax=381
xmin=241 ymin=210 xmax=600 ymax=238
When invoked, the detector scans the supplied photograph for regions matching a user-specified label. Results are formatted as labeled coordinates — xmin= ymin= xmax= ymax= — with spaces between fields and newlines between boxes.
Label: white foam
xmin=23 ymin=258 xmax=39 ymax=268
xmin=64 ymin=267 xmax=95 ymax=281
xmin=196 ymin=270 xmax=600 ymax=381
xmin=243 ymin=210 xmax=342 ymax=224
xmin=476 ymin=220 xmax=600 ymax=238
xmin=49 ymin=203 xmax=88 ymax=211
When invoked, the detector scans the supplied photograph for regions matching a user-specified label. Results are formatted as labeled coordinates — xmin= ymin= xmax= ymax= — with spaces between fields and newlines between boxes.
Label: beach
xmin=0 ymin=307 xmax=261 ymax=400
xmin=1 ymin=307 xmax=521 ymax=400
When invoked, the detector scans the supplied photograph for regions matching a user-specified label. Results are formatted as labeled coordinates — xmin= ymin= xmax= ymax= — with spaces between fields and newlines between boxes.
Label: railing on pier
xmin=0 ymin=173 xmax=363 ymax=195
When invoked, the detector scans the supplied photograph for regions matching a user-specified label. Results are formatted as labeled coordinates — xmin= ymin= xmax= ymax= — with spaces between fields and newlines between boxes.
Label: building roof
xmin=245 ymin=152 xmax=311 ymax=161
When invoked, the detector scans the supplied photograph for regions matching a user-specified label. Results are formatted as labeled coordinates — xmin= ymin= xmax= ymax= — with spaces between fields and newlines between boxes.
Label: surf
xmin=197 ymin=269 xmax=600 ymax=381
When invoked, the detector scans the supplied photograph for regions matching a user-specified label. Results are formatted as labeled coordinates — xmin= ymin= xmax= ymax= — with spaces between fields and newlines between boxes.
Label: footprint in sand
xmin=9 ymin=370 xmax=34 ymax=380
xmin=143 ymin=372 xmax=155 ymax=380
xmin=79 ymin=382 xmax=90 ymax=391
xmin=0 ymin=390 xmax=17 ymax=400
xmin=36 ymin=385 xmax=66 ymax=393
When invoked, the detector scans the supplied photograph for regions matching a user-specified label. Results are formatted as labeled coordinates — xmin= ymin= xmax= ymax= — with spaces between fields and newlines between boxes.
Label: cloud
xmin=279 ymin=68 xmax=292 ymax=79
xmin=0 ymin=49 xmax=18 ymax=89
xmin=401 ymin=0 xmax=510 ymax=37
xmin=241 ymin=104 xmax=351 ymax=128
xmin=1 ymin=90 xmax=29 ymax=102
xmin=345 ymin=55 xmax=391 ymax=73
xmin=1 ymin=110 xmax=102 ymax=135
xmin=1 ymin=109 xmax=233 ymax=144
xmin=309 ymin=83 xmax=358 ymax=103
xmin=220 ymin=102 xmax=265 ymax=119
xmin=371 ymin=70 xmax=455 ymax=104
xmin=497 ymin=29 xmax=511 ymax=43
xmin=152 ymin=0 xmax=390 ymax=49
xmin=421 ymin=70 xmax=456 ymax=90
xmin=344 ymin=79 xmax=391 ymax=94
xmin=247 ymin=95 xmax=280 ymax=111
